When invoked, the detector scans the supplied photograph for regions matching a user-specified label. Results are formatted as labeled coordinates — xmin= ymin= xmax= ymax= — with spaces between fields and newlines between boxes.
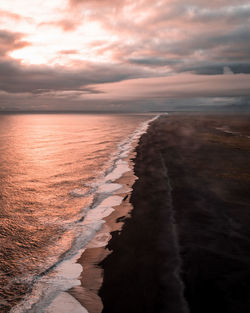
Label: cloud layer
xmin=0 ymin=0 xmax=249 ymax=111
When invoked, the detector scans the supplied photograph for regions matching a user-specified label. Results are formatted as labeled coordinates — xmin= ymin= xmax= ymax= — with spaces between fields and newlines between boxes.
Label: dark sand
xmin=99 ymin=114 xmax=250 ymax=313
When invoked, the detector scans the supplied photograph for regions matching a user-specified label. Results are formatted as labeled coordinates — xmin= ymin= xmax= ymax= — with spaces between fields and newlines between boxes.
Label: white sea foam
xmin=97 ymin=183 xmax=121 ymax=193
xmin=45 ymin=292 xmax=88 ymax=313
xmin=10 ymin=249 xmax=85 ymax=313
xmin=105 ymin=159 xmax=130 ymax=182
xmin=87 ymin=223 xmax=112 ymax=249
xmin=9 ymin=223 xmax=101 ymax=313
xmin=10 ymin=114 xmax=159 ymax=313
xmin=84 ymin=196 xmax=123 ymax=224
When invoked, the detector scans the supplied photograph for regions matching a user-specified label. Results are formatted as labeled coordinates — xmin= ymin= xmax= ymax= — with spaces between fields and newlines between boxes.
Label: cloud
xmin=223 ymin=66 xmax=234 ymax=75
xmin=182 ymin=63 xmax=250 ymax=75
xmin=58 ymin=49 xmax=79 ymax=55
xmin=64 ymin=1 xmax=250 ymax=77
xmin=39 ymin=19 xmax=82 ymax=32
xmin=128 ymin=57 xmax=181 ymax=68
xmin=69 ymin=0 xmax=122 ymax=8
xmin=0 ymin=59 xmax=151 ymax=94
xmin=85 ymin=73 xmax=250 ymax=101
xmin=0 ymin=30 xmax=30 ymax=56
xmin=1 ymin=73 xmax=249 ymax=112
xmin=0 ymin=0 xmax=249 ymax=111
xmin=0 ymin=10 xmax=23 ymax=21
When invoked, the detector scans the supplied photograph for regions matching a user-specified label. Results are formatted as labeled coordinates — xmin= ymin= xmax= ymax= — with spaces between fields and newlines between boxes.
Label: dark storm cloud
xmin=150 ymin=26 xmax=250 ymax=59
xmin=1 ymin=73 xmax=250 ymax=112
xmin=0 ymin=59 xmax=150 ymax=94
xmin=154 ymin=3 xmax=250 ymax=25
xmin=144 ymin=25 xmax=250 ymax=75
xmin=189 ymin=5 xmax=250 ymax=23
xmin=128 ymin=57 xmax=181 ymax=67
xmin=182 ymin=63 xmax=250 ymax=75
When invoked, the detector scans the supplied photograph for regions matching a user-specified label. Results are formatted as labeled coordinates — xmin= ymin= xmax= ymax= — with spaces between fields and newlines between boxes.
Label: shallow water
xmin=0 ymin=113 xmax=156 ymax=312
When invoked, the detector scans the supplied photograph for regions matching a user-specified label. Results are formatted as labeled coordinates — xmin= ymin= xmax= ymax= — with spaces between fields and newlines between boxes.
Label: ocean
xmin=0 ymin=113 xmax=157 ymax=313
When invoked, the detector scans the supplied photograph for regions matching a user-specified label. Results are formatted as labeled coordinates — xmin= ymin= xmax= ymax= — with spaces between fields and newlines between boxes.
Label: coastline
xmin=66 ymin=117 xmax=158 ymax=313
xmin=98 ymin=114 xmax=250 ymax=313
xmin=69 ymin=147 xmax=138 ymax=313
xmin=70 ymin=113 xmax=250 ymax=313
xmin=7 ymin=115 xmax=157 ymax=313
xmin=98 ymin=114 xmax=188 ymax=313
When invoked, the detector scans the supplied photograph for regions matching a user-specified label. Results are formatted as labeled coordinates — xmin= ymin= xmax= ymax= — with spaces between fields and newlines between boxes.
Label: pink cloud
xmin=0 ymin=30 xmax=30 ymax=57
xmin=39 ymin=19 xmax=82 ymax=32
xmin=85 ymin=73 xmax=250 ymax=101
xmin=0 ymin=9 xmax=22 ymax=21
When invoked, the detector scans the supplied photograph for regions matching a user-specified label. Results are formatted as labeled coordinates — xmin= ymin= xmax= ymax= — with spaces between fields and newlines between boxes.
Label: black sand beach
xmin=99 ymin=114 xmax=250 ymax=313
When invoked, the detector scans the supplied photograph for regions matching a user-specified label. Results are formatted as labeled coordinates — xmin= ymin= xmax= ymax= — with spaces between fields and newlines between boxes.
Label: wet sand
xmin=98 ymin=114 xmax=250 ymax=313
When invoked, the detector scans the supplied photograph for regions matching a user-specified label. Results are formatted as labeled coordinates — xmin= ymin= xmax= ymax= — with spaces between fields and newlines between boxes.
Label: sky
xmin=0 ymin=0 xmax=250 ymax=112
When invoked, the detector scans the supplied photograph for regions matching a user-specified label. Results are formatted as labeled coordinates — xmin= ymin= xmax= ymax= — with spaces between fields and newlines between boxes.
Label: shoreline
xmin=67 ymin=119 xmax=154 ymax=313
xmin=98 ymin=114 xmax=250 ymax=313
xmin=69 ymin=150 xmax=138 ymax=313
xmin=68 ymin=113 xmax=250 ymax=313
xmin=98 ymin=115 xmax=188 ymax=313
xmin=7 ymin=115 xmax=157 ymax=313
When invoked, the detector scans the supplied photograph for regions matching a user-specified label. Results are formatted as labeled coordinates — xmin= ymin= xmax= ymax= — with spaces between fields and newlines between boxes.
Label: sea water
xmin=0 ymin=113 xmax=157 ymax=313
